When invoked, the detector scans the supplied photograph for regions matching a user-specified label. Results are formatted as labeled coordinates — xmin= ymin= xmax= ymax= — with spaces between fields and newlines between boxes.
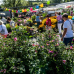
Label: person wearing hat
xmin=46 ymin=15 xmax=51 ymax=30
xmin=0 ymin=20 xmax=8 ymax=36
xmin=61 ymin=13 xmax=73 ymax=46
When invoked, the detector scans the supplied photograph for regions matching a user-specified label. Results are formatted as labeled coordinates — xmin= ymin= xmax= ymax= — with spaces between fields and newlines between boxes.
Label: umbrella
xmin=66 ymin=6 xmax=71 ymax=8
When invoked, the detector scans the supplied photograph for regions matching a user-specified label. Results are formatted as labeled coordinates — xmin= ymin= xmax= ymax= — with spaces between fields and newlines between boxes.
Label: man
xmin=61 ymin=13 xmax=73 ymax=46
xmin=0 ymin=20 xmax=8 ymax=35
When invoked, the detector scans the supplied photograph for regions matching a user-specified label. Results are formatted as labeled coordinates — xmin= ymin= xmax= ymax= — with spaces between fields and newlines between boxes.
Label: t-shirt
xmin=46 ymin=18 xmax=51 ymax=26
xmin=63 ymin=19 xmax=73 ymax=38
xmin=57 ymin=15 xmax=62 ymax=21
xmin=10 ymin=21 xmax=15 ymax=28
xmin=36 ymin=16 xmax=40 ymax=22
xmin=0 ymin=24 xmax=8 ymax=35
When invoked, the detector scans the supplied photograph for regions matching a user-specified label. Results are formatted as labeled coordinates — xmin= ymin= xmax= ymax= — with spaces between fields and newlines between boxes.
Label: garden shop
xmin=0 ymin=1 xmax=74 ymax=74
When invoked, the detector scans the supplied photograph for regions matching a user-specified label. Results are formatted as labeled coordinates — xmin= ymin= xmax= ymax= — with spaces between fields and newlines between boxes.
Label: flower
xmin=46 ymin=44 xmax=50 ymax=46
xmin=35 ymin=50 xmax=37 ymax=53
xmin=41 ymin=46 xmax=44 ymax=48
xmin=56 ymin=35 xmax=59 ymax=37
xmin=48 ymin=50 xmax=54 ymax=53
xmin=55 ymin=43 xmax=59 ymax=46
xmin=72 ymin=39 xmax=74 ymax=41
xmin=49 ymin=35 xmax=51 ymax=38
xmin=4 ymin=69 xmax=6 ymax=73
xmin=39 ymin=47 xmax=40 ymax=49
xmin=70 ymin=46 xmax=73 ymax=49
xmin=32 ymin=44 xmax=35 ymax=46
xmin=52 ymin=40 xmax=55 ymax=42
xmin=62 ymin=60 xmax=66 ymax=64
xmin=14 ymin=37 xmax=17 ymax=41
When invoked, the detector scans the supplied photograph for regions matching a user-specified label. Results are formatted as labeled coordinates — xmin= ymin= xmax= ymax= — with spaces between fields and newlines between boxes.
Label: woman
xmin=57 ymin=12 xmax=62 ymax=36
xmin=61 ymin=13 xmax=73 ymax=46
xmin=46 ymin=15 xmax=51 ymax=30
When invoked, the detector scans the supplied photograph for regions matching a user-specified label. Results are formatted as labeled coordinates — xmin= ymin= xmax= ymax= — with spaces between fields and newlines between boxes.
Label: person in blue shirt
xmin=36 ymin=14 xmax=40 ymax=27
xmin=61 ymin=13 xmax=73 ymax=46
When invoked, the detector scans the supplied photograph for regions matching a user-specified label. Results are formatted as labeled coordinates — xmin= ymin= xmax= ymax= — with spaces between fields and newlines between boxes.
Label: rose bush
xmin=0 ymin=27 xmax=74 ymax=74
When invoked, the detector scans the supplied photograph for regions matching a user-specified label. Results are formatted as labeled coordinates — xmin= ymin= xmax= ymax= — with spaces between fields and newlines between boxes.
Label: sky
xmin=0 ymin=0 xmax=3 ymax=5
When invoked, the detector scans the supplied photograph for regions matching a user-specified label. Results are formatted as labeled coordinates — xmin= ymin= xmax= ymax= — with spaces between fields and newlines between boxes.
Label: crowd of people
xmin=0 ymin=12 xmax=73 ymax=46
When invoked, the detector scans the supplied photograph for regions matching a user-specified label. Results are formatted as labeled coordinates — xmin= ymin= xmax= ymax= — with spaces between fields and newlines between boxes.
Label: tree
xmin=3 ymin=0 xmax=28 ymax=8
xmin=50 ymin=0 xmax=63 ymax=3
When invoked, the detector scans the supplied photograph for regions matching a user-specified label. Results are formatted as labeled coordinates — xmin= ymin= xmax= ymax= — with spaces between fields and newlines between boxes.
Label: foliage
xmin=0 ymin=27 xmax=74 ymax=74
xmin=27 ymin=19 xmax=33 ymax=23
xmin=6 ymin=24 xmax=12 ymax=33
xmin=2 ymin=0 xmax=28 ymax=7
xmin=42 ymin=13 xmax=47 ymax=17
xmin=31 ymin=15 xmax=36 ymax=21
xmin=12 ymin=17 xmax=18 ymax=22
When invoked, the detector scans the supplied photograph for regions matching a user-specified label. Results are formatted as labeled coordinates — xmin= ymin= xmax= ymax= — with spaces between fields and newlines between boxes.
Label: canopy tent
xmin=56 ymin=1 xmax=74 ymax=9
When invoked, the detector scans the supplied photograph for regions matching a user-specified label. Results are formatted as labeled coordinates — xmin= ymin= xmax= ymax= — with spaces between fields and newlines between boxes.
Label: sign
xmin=0 ymin=11 xmax=12 ymax=18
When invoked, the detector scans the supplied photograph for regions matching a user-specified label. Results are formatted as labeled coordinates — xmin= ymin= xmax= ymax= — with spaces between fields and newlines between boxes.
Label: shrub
xmin=0 ymin=27 xmax=74 ymax=74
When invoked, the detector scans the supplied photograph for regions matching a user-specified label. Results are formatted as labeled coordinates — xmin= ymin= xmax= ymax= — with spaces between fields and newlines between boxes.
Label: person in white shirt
xmin=61 ymin=13 xmax=73 ymax=46
xmin=0 ymin=20 xmax=8 ymax=35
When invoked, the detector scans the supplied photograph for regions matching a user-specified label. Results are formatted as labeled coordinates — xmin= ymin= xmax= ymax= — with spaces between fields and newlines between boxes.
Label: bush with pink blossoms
xmin=0 ymin=27 xmax=74 ymax=74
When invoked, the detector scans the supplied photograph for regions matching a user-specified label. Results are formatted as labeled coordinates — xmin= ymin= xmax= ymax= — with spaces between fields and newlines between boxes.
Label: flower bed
xmin=0 ymin=27 xmax=74 ymax=74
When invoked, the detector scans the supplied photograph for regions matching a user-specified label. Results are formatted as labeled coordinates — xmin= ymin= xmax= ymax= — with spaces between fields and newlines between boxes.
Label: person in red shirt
xmin=46 ymin=15 xmax=51 ymax=30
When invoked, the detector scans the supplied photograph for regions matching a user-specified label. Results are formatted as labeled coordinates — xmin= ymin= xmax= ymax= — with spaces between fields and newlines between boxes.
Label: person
xmin=57 ymin=12 xmax=62 ymax=37
xmin=72 ymin=14 xmax=74 ymax=32
xmin=0 ymin=20 xmax=8 ymax=36
xmin=1 ymin=17 xmax=7 ymax=25
xmin=46 ymin=15 xmax=51 ymax=30
xmin=7 ymin=18 xmax=15 ymax=28
xmin=55 ymin=12 xmax=58 ymax=16
xmin=36 ymin=14 xmax=40 ymax=27
xmin=61 ymin=13 xmax=73 ymax=46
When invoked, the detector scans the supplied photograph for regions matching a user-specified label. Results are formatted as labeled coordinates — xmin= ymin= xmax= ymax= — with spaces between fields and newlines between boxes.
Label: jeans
xmin=57 ymin=23 xmax=62 ymax=34
xmin=37 ymin=22 xmax=40 ymax=27
xmin=63 ymin=37 xmax=73 ymax=46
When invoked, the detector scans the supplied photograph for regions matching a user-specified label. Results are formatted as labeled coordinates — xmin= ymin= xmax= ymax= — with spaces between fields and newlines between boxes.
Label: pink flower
xmin=14 ymin=37 xmax=17 ymax=41
xmin=49 ymin=35 xmax=51 ymax=38
xmin=32 ymin=44 xmax=35 ymax=46
xmin=70 ymin=46 xmax=73 ymax=49
xmin=62 ymin=60 xmax=66 ymax=64
xmin=41 ymin=46 xmax=44 ymax=48
xmin=35 ymin=50 xmax=37 ymax=53
xmin=52 ymin=40 xmax=55 ymax=42
xmin=2 ymin=46 xmax=3 ymax=47
xmin=39 ymin=47 xmax=40 ymax=49
xmin=55 ymin=43 xmax=59 ymax=46
xmin=72 ymin=39 xmax=74 ymax=41
xmin=56 ymin=35 xmax=59 ymax=37
xmin=4 ymin=69 xmax=6 ymax=73
xmin=48 ymin=50 xmax=54 ymax=53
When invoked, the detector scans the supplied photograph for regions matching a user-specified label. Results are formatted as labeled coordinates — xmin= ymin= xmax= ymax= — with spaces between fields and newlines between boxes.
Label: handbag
xmin=58 ymin=20 xmax=63 ymax=23
xmin=0 ymin=25 xmax=5 ymax=35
